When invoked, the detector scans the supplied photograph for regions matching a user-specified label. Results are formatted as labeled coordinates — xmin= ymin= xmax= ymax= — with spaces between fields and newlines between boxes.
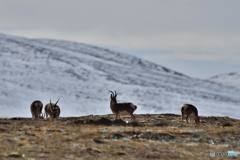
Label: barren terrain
xmin=0 ymin=114 xmax=239 ymax=160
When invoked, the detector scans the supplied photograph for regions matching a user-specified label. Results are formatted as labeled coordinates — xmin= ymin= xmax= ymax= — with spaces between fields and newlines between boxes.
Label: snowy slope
xmin=210 ymin=72 xmax=240 ymax=89
xmin=0 ymin=33 xmax=240 ymax=118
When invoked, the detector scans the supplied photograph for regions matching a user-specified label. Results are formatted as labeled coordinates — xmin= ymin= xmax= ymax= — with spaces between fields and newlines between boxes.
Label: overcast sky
xmin=0 ymin=0 xmax=239 ymax=78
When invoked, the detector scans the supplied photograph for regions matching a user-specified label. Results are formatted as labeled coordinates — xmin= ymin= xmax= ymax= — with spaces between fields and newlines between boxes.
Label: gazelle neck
xmin=110 ymin=98 xmax=117 ymax=106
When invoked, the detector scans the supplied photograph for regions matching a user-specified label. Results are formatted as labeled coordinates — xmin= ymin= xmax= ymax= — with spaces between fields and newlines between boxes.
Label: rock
xmin=127 ymin=121 xmax=142 ymax=126
xmin=111 ymin=133 xmax=125 ymax=139
xmin=93 ymin=138 xmax=105 ymax=144
xmin=66 ymin=117 xmax=114 ymax=125
xmin=10 ymin=117 xmax=29 ymax=121
xmin=222 ymin=122 xmax=233 ymax=127
xmin=8 ymin=152 xmax=23 ymax=158
xmin=0 ymin=128 xmax=7 ymax=132
xmin=115 ymin=152 xmax=126 ymax=156
xmin=94 ymin=118 xmax=112 ymax=125
xmin=65 ymin=119 xmax=84 ymax=125
xmin=84 ymin=148 xmax=101 ymax=155
xmin=112 ymin=119 xmax=126 ymax=126
xmin=152 ymin=121 xmax=169 ymax=127
xmin=138 ymin=132 xmax=175 ymax=142
xmin=0 ymin=121 xmax=10 ymax=125
xmin=208 ymin=139 xmax=215 ymax=145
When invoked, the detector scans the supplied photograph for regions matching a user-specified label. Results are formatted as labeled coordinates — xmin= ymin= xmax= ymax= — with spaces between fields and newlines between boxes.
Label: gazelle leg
xmin=130 ymin=113 xmax=135 ymax=120
xmin=118 ymin=113 xmax=121 ymax=120
xmin=186 ymin=115 xmax=189 ymax=123
xmin=182 ymin=115 xmax=184 ymax=122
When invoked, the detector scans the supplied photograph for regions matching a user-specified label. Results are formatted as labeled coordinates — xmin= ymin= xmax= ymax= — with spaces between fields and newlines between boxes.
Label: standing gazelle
xmin=181 ymin=104 xmax=200 ymax=124
xmin=30 ymin=100 xmax=43 ymax=119
xmin=109 ymin=91 xmax=137 ymax=120
xmin=45 ymin=99 xmax=61 ymax=119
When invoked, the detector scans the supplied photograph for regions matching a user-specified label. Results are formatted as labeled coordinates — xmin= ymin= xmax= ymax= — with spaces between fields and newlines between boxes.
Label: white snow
xmin=0 ymin=33 xmax=239 ymax=118
xmin=210 ymin=72 xmax=240 ymax=89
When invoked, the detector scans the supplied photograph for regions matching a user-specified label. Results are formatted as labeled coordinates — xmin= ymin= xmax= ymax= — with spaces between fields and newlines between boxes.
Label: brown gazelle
xmin=45 ymin=99 xmax=61 ymax=119
xmin=109 ymin=91 xmax=137 ymax=120
xmin=181 ymin=104 xmax=200 ymax=124
xmin=30 ymin=100 xmax=44 ymax=119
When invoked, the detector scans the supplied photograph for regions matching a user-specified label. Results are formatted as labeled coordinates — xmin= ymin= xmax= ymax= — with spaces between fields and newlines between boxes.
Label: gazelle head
xmin=50 ymin=99 xmax=59 ymax=108
xmin=109 ymin=90 xmax=117 ymax=104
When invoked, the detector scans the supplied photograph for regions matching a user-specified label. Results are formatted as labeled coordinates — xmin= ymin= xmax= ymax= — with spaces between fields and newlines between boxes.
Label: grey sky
xmin=0 ymin=0 xmax=239 ymax=78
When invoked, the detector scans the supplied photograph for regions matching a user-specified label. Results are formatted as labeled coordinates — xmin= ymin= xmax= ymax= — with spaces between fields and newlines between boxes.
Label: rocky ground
xmin=0 ymin=114 xmax=239 ymax=160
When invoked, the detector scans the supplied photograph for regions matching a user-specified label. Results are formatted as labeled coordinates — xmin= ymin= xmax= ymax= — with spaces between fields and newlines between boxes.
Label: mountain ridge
xmin=0 ymin=33 xmax=239 ymax=118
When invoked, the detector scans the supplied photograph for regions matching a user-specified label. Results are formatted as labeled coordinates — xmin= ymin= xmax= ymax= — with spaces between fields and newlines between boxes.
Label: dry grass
xmin=0 ymin=114 xmax=239 ymax=160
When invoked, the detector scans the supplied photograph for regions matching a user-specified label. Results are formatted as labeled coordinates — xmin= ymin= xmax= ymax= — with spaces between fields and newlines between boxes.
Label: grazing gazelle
xmin=181 ymin=104 xmax=200 ymax=124
xmin=109 ymin=90 xmax=137 ymax=120
xmin=45 ymin=99 xmax=61 ymax=119
xmin=30 ymin=100 xmax=44 ymax=119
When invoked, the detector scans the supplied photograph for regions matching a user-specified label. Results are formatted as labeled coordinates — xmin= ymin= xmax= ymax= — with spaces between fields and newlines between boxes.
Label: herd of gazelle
xmin=30 ymin=99 xmax=60 ymax=119
xmin=30 ymin=91 xmax=200 ymax=124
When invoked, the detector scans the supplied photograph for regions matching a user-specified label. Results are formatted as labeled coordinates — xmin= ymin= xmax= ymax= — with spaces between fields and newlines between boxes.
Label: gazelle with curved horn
xmin=45 ymin=99 xmax=61 ymax=119
xmin=109 ymin=90 xmax=137 ymax=120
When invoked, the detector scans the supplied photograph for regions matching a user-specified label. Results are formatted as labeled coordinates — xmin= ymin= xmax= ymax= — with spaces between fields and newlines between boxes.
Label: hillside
xmin=210 ymin=72 xmax=240 ymax=89
xmin=0 ymin=114 xmax=239 ymax=160
xmin=0 ymin=34 xmax=240 ymax=118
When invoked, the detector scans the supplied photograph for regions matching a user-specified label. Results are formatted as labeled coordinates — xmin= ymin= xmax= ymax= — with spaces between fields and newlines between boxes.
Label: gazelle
xmin=181 ymin=104 xmax=200 ymax=124
xmin=30 ymin=100 xmax=44 ymax=119
xmin=45 ymin=99 xmax=61 ymax=119
xmin=109 ymin=91 xmax=137 ymax=120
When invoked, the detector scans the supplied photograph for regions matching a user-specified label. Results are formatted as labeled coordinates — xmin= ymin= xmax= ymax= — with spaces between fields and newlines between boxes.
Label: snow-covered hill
xmin=0 ymin=33 xmax=240 ymax=118
xmin=210 ymin=72 xmax=240 ymax=89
